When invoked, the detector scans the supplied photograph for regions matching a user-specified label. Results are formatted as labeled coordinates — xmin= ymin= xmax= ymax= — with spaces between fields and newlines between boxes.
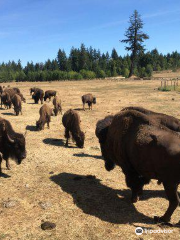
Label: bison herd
xmin=0 ymin=85 xmax=180 ymax=226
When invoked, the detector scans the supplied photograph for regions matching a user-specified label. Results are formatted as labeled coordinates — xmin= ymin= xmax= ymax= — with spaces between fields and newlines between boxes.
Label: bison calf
xmin=44 ymin=90 xmax=57 ymax=102
xmin=36 ymin=104 xmax=53 ymax=131
xmin=53 ymin=96 xmax=62 ymax=116
xmin=11 ymin=94 xmax=22 ymax=116
xmin=82 ymin=93 xmax=96 ymax=111
xmin=62 ymin=109 xmax=85 ymax=148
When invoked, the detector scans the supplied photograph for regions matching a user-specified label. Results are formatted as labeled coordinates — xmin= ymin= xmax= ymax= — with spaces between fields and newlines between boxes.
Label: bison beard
xmin=96 ymin=109 xmax=180 ymax=224
xmin=0 ymin=117 xmax=26 ymax=173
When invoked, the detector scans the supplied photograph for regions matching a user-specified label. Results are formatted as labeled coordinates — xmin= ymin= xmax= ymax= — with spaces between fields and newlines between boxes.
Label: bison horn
xmin=7 ymin=134 xmax=15 ymax=143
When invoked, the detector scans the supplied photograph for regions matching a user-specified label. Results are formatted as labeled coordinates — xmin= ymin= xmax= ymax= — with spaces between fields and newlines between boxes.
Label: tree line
xmin=0 ymin=10 xmax=180 ymax=83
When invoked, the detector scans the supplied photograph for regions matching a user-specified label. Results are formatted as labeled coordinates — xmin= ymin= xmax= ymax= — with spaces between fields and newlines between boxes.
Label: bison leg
xmin=6 ymin=159 xmax=11 ymax=170
xmin=154 ymin=183 xmax=179 ymax=223
xmin=83 ymin=103 xmax=85 ymax=111
xmin=65 ymin=128 xmax=70 ymax=147
xmin=88 ymin=103 xmax=91 ymax=110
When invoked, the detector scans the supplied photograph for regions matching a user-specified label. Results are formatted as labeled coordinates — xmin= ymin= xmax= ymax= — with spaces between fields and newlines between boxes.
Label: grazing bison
xmin=1 ymin=92 xmax=12 ymax=109
xmin=0 ymin=117 xmax=26 ymax=173
xmin=44 ymin=90 xmax=57 ymax=101
xmin=32 ymin=88 xmax=44 ymax=104
xmin=96 ymin=109 xmax=180 ymax=224
xmin=36 ymin=104 xmax=53 ymax=131
xmin=11 ymin=94 xmax=22 ymax=116
xmin=53 ymin=96 xmax=62 ymax=116
xmin=62 ymin=109 xmax=85 ymax=148
xmin=82 ymin=93 xmax=96 ymax=110
xmin=122 ymin=106 xmax=180 ymax=132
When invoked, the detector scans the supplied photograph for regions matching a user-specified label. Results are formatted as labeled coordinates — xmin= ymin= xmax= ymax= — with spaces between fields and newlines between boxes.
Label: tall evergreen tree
xmin=57 ymin=49 xmax=68 ymax=71
xmin=121 ymin=10 xmax=149 ymax=77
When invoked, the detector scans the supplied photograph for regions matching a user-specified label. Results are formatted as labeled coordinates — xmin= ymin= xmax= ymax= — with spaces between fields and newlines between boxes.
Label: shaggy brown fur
xmin=62 ymin=109 xmax=85 ymax=148
xmin=96 ymin=109 xmax=180 ymax=224
xmin=13 ymin=87 xmax=21 ymax=94
xmin=44 ymin=90 xmax=57 ymax=101
xmin=53 ymin=96 xmax=62 ymax=116
xmin=0 ymin=117 xmax=26 ymax=173
xmin=11 ymin=94 xmax=22 ymax=116
xmin=1 ymin=92 xmax=12 ymax=109
xmin=36 ymin=104 xmax=53 ymax=131
xmin=82 ymin=93 xmax=96 ymax=110
xmin=122 ymin=106 xmax=180 ymax=132
xmin=32 ymin=88 xmax=44 ymax=104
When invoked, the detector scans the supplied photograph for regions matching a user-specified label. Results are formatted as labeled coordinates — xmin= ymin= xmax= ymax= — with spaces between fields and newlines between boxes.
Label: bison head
xmin=96 ymin=116 xmax=115 ymax=171
xmin=36 ymin=120 xmax=44 ymax=131
xmin=4 ymin=131 xmax=26 ymax=164
xmin=75 ymin=131 xmax=85 ymax=148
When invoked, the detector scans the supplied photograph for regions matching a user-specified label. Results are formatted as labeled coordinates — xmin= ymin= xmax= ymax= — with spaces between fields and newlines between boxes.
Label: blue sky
xmin=0 ymin=0 xmax=180 ymax=65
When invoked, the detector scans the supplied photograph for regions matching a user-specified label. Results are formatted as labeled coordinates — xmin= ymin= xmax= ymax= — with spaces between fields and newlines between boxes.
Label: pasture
xmin=0 ymin=79 xmax=180 ymax=240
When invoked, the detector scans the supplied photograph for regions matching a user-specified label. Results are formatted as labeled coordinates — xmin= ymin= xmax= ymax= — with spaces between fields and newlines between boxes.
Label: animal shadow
xmin=73 ymin=153 xmax=102 ymax=160
xmin=73 ymin=108 xmax=84 ymax=111
xmin=1 ymin=112 xmax=14 ymax=116
xmin=50 ymin=172 xmax=154 ymax=224
xmin=0 ymin=172 xmax=11 ymax=178
xmin=43 ymin=138 xmax=65 ymax=147
xmin=26 ymin=125 xmax=37 ymax=132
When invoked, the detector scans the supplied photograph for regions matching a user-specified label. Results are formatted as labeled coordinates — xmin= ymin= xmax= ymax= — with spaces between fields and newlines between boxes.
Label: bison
xmin=36 ymin=104 xmax=53 ymax=131
xmin=1 ymin=92 xmax=12 ymax=109
xmin=62 ymin=109 xmax=85 ymax=148
xmin=11 ymin=94 xmax=22 ymax=116
xmin=96 ymin=109 xmax=180 ymax=224
xmin=53 ymin=96 xmax=62 ymax=116
xmin=82 ymin=93 xmax=96 ymax=111
xmin=0 ymin=117 xmax=26 ymax=173
xmin=44 ymin=90 xmax=57 ymax=102
xmin=32 ymin=88 xmax=44 ymax=104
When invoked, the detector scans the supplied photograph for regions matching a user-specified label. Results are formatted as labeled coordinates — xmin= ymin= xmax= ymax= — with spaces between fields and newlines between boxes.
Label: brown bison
xmin=11 ymin=94 xmax=22 ymax=116
xmin=82 ymin=93 xmax=96 ymax=110
xmin=1 ymin=92 xmax=12 ymax=109
xmin=62 ymin=109 xmax=85 ymax=148
xmin=44 ymin=90 xmax=57 ymax=101
xmin=0 ymin=117 xmax=26 ymax=173
xmin=32 ymin=88 xmax=44 ymax=104
xmin=53 ymin=96 xmax=62 ymax=116
xmin=36 ymin=104 xmax=53 ymax=131
xmin=96 ymin=109 xmax=180 ymax=224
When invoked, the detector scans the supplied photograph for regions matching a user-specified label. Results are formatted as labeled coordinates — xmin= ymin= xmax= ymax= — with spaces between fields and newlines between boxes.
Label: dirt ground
xmin=0 ymin=79 xmax=180 ymax=240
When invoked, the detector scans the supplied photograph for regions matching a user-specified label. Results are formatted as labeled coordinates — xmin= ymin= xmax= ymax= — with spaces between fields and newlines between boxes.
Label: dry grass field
xmin=0 ymin=79 xmax=180 ymax=240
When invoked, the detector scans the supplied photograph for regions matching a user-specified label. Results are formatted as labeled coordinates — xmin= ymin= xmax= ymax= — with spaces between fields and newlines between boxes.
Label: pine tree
xmin=121 ymin=10 xmax=149 ymax=77
xmin=57 ymin=49 xmax=68 ymax=71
